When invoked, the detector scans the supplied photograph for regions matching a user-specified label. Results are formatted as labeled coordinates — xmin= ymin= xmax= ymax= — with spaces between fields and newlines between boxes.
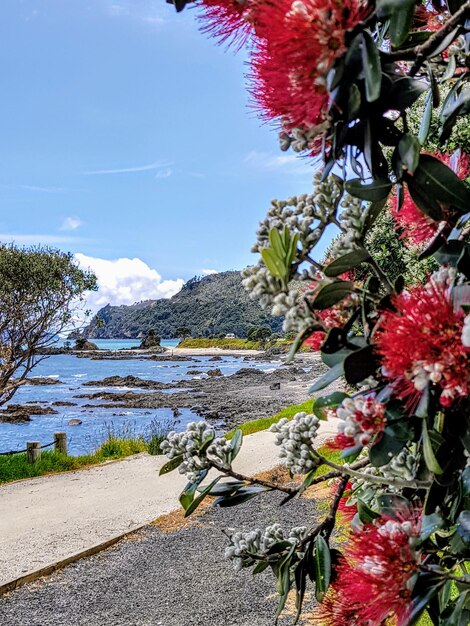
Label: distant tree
xmin=247 ymin=326 xmax=272 ymax=341
xmin=0 ymin=244 xmax=96 ymax=405
xmin=175 ymin=326 xmax=191 ymax=339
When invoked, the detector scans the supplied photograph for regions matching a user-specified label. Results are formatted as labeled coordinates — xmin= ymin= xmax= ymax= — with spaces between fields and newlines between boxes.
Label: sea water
xmin=0 ymin=341 xmax=279 ymax=455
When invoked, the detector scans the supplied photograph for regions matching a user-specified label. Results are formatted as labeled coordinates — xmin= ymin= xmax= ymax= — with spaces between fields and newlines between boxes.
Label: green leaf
xmin=408 ymin=577 xmax=445 ymax=625
xmin=406 ymin=176 xmax=443 ymax=221
xmin=422 ymin=420 xmax=443 ymax=475
xmin=441 ymin=591 xmax=470 ymax=626
xmin=387 ymin=77 xmax=428 ymax=112
xmin=413 ymin=155 xmax=470 ymax=213
xmin=214 ymin=486 xmax=267 ymax=507
xmin=261 ymin=248 xmax=284 ymax=280
xmin=440 ymin=86 xmax=470 ymax=143
xmin=269 ymin=227 xmax=285 ymax=259
xmin=398 ymin=134 xmax=421 ymax=174
xmin=206 ymin=480 xmax=245 ymax=497
xmin=419 ymin=91 xmax=433 ymax=146
xmin=377 ymin=493 xmax=411 ymax=519
xmin=267 ymin=541 xmax=294 ymax=555
xmin=324 ymin=249 xmax=370 ymax=277
xmin=313 ymin=535 xmax=331 ymax=602
xmin=430 ymin=26 xmax=461 ymax=58
xmin=361 ymin=32 xmax=381 ymax=103
xmin=179 ymin=469 xmax=208 ymax=510
xmin=309 ymin=362 xmax=344 ymax=393
xmin=312 ymin=280 xmax=355 ymax=310
xmin=343 ymin=345 xmax=378 ymax=385
xmin=159 ymin=455 xmax=183 ymax=476
xmin=347 ymin=83 xmax=361 ymax=120
xmin=369 ymin=427 xmax=407 ymax=467
xmin=357 ymin=499 xmax=380 ymax=523
xmin=183 ymin=476 xmax=221 ymax=518
xmin=362 ymin=197 xmax=388 ymax=233
xmin=434 ymin=240 xmax=470 ymax=268
xmin=345 ymin=178 xmax=392 ymax=202
xmin=419 ymin=512 xmax=445 ymax=542
xmin=253 ymin=561 xmax=270 ymax=575
xmin=312 ymin=391 xmax=349 ymax=419
xmin=229 ymin=429 xmax=243 ymax=463
xmin=287 ymin=232 xmax=300 ymax=266
xmin=386 ymin=0 xmax=416 ymax=47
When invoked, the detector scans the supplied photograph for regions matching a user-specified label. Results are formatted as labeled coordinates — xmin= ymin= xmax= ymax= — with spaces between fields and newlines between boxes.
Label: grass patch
xmin=0 ymin=418 xmax=171 ymax=485
xmin=178 ymin=338 xmax=262 ymax=350
xmin=226 ymin=400 xmax=314 ymax=438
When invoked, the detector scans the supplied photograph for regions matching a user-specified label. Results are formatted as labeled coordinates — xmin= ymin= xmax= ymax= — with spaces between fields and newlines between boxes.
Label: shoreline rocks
xmin=74 ymin=359 xmax=329 ymax=430
xmin=0 ymin=404 xmax=58 ymax=423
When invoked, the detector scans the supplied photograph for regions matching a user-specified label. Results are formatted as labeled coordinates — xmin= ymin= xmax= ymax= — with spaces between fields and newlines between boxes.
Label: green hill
xmin=82 ymin=271 xmax=282 ymax=339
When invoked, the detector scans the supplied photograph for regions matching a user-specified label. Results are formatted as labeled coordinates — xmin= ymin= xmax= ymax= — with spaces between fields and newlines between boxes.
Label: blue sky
xmin=0 ymin=0 xmax=326 ymax=310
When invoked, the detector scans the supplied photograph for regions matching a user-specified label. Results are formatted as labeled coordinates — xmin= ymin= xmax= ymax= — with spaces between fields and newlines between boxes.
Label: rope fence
xmin=0 ymin=432 xmax=67 ymax=462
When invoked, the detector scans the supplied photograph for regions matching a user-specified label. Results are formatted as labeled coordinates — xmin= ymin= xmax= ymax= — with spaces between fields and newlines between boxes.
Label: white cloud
xmin=244 ymin=150 xmax=319 ymax=176
xmin=82 ymin=160 xmax=173 ymax=176
xmin=201 ymin=268 xmax=218 ymax=276
xmin=75 ymin=253 xmax=184 ymax=313
xmin=60 ymin=216 xmax=83 ymax=231
xmin=20 ymin=184 xmax=67 ymax=193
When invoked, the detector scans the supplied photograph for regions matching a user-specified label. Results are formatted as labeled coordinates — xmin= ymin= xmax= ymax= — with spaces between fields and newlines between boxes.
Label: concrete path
xmin=0 ymin=420 xmax=339 ymax=590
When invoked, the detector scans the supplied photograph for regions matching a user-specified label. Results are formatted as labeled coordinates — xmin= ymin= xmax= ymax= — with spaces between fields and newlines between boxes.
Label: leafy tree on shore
xmin=175 ymin=326 xmax=192 ymax=339
xmin=0 ymin=244 xmax=96 ymax=405
xmin=247 ymin=326 xmax=272 ymax=341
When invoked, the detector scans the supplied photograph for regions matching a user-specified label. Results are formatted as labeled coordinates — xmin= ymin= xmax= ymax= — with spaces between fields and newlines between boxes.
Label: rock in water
xmin=207 ymin=368 xmax=223 ymax=377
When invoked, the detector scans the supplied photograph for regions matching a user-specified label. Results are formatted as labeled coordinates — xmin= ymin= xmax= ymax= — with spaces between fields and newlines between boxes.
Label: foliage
xmin=83 ymin=271 xmax=283 ymax=339
xmin=177 ymin=337 xmax=262 ymax=349
xmin=0 ymin=245 xmax=96 ymax=406
xmin=163 ymin=1 xmax=470 ymax=624
xmin=247 ymin=325 xmax=273 ymax=341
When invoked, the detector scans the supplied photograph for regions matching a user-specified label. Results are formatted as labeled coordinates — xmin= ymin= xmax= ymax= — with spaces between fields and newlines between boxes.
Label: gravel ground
xmin=0 ymin=491 xmax=318 ymax=626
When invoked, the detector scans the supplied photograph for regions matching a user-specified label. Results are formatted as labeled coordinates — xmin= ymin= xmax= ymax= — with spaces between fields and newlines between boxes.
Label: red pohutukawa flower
xmin=376 ymin=275 xmax=470 ymax=409
xmin=198 ymin=0 xmax=369 ymax=152
xmin=303 ymin=331 xmax=325 ymax=351
xmin=251 ymin=0 xmax=369 ymax=149
xmin=390 ymin=150 xmax=470 ymax=247
xmin=197 ymin=0 xmax=256 ymax=47
xmin=331 ymin=395 xmax=387 ymax=449
xmin=313 ymin=516 xmax=420 ymax=626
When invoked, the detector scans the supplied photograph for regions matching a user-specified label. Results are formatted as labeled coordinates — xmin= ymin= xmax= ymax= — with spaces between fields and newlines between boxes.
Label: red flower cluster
xmin=390 ymin=150 xmax=470 ymax=247
xmin=327 ymin=395 xmax=387 ymax=450
xmin=376 ymin=277 xmax=470 ymax=409
xmin=198 ymin=0 xmax=369 ymax=152
xmin=313 ymin=516 xmax=420 ymax=625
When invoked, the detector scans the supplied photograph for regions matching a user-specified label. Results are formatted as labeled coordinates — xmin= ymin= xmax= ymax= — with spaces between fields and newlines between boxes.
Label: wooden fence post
xmin=54 ymin=432 xmax=67 ymax=455
xmin=27 ymin=441 xmax=41 ymax=464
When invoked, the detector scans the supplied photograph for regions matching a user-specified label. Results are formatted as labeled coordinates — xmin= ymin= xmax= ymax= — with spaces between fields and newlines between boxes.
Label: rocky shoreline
xmin=74 ymin=355 xmax=326 ymax=429
xmin=2 ymin=353 xmax=328 ymax=430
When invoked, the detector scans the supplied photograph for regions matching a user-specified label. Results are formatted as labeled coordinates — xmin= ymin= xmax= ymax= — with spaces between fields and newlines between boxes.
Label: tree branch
xmin=387 ymin=1 xmax=470 ymax=76
xmin=312 ymin=452 xmax=432 ymax=489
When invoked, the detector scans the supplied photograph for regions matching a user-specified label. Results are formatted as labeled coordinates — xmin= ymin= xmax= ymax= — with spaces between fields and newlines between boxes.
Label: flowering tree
xmin=161 ymin=1 xmax=470 ymax=623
